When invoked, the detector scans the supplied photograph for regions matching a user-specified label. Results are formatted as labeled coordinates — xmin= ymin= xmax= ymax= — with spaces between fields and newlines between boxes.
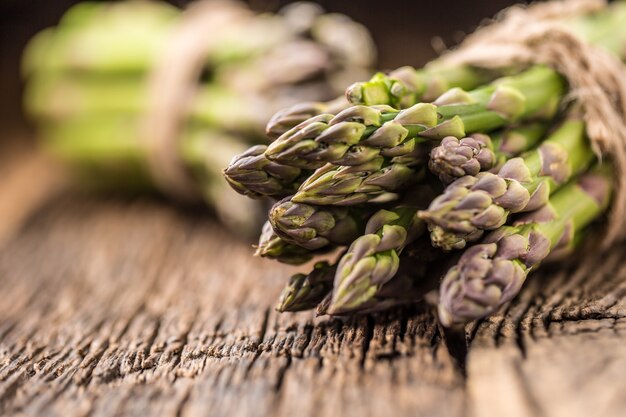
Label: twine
xmin=141 ymin=0 xmax=252 ymax=201
xmin=437 ymin=0 xmax=626 ymax=246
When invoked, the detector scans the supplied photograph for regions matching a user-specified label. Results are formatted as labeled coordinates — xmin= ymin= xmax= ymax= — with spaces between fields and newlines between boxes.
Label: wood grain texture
xmin=0 ymin=194 xmax=624 ymax=417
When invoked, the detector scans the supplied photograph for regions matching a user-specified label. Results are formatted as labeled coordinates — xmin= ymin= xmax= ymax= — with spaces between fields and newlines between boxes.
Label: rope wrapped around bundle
xmin=142 ymin=0 xmax=253 ymax=200
xmin=140 ymin=0 xmax=375 ymax=201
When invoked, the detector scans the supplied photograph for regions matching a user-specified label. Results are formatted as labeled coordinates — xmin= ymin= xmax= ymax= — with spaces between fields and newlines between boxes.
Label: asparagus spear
xmin=255 ymin=221 xmax=330 ymax=265
xmin=24 ymin=75 xmax=273 ymax=134
xmin=438 ymin=166 xmax=612 ymax=326
xmin=276 ymin=260 xmax=336 ymax=312
xmin=419 ymin=119 xmax=595 ymax=251
xmin=346 ymin=64 xmax=494 ymax=108
xmin=328 ymin=183 xmax=439 ymax=313
xmin=266 ymin=64 xmax=502 ymax=142
xmin=265 ymin=65 xmax=564 ymax=170
xmin=291 ymin=156 xmax=428 ymax=206
xmin=429 ymin=134 xmax=495 ymax=185
xmin=328 ymin=207 xmax=422 ymax=314
xmin=265 ymin=97 xmax=349 ymax=141
xmin=22 ymin=1 xmax=180 ymax=75
xmin=223 ymin=145 xmax=308 ymax=198
xmin=318 ymin=237 xmax=447 ymax=316
xmin=268 ymin=198 xmax=368 ymax=250
xmin=319 ymin=292 xmax=408 ymax=316
xmin=429 ymin=122 xmax=548 ymax=184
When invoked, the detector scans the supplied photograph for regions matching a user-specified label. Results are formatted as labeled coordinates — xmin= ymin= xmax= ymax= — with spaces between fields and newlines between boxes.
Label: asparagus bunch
xmin=226 ymin=65 xmax=566 ymax=204
xmin=23 ymin=0 xmax=376 ymax=236
xmin=231 ymin=1 xmax=626 ymax=324
xmin=419 ymin=119 xmax=594 ymax=251
xmin=438 ymin=167 xmax=612 ymax=326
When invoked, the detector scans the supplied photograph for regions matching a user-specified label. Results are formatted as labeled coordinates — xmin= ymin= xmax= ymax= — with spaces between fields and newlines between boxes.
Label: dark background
xmin=0 ymin=0 xmax=527 ymax=134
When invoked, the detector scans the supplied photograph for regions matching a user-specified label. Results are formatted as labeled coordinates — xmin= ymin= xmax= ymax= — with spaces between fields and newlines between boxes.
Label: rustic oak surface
xmin=0 ymin=157 xmax=625 ymax=417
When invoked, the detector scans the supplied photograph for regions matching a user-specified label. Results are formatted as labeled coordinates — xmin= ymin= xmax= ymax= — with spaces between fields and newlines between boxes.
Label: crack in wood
xmin=359 ymin=316 xmax=375 ymax=369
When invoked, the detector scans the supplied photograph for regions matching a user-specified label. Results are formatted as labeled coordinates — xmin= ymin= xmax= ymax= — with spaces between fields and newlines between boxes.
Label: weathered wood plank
xmin=0 ymin=193 xmax=624 ymax=417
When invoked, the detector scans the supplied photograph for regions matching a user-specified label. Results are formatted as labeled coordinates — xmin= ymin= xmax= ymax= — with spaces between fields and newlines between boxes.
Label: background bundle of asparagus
xmin=225 ymin=1 xmax=626 ymax=325
xmin=22 ymin=0 xmax=376 ymax=236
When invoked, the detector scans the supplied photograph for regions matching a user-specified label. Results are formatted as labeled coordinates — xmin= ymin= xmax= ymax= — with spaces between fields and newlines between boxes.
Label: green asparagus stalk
xmin=347 ymin=0 xmax=626 ymax=108
xmin=268 ymin=198 xmax=369 ymax=250
xmin=438 ymin=166 xmax=613 ymax=326
xmin=42 ymin=115 xmax=265 ymax=234
xmin=22 ymin=1 xmax=179 ymax=75
xmin=346 ymin=64 xmax=495 ymax=108
xmin=428 ymin=122 xmax=548 ymax=184
xmin=24 ymin=75 xmax=275 ymax=135
xmin=265 ymin=103 xmax=437 ymax=169
xmin=276 ymin=260 xmax=336 ymax=312
xmin=419 ymin=119 xmax=595 ymax=250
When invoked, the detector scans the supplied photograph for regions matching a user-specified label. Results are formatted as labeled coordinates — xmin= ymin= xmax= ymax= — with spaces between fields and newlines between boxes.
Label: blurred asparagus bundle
xmin=22 ymin=0 xmax=376 ymax=235
xmin=225 ymin=0 xmax=626 ymax=325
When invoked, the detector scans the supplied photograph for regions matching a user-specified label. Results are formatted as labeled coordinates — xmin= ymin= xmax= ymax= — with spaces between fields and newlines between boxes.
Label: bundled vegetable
xmin=23 ymin=0 xmax=376 ymax=236
xmin=438 ymin=166 xmax=612 ymax=326
xmin=226 ymin=0 xmax=626 ymax=326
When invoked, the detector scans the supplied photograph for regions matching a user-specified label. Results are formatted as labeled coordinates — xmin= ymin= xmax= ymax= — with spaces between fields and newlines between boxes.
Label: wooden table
xmin=1 ymin=150 xmax=625 ymax=417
